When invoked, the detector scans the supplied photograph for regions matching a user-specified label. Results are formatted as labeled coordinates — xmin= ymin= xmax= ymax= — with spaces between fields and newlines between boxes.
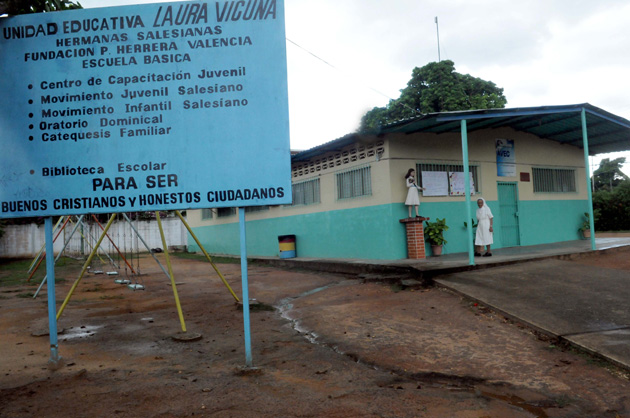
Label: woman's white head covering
xmin=476 ymin=197 xmax=493 ymax=218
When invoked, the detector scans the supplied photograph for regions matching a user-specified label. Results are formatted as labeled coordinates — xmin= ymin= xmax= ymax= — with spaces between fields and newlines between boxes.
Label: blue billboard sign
xmin=0 ymin=0 xmax=291 ymax=218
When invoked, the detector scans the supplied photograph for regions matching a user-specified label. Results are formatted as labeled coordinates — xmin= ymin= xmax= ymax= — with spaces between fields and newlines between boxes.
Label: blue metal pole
xmin=45 ymin=217 xmax=60 ymax=366
xmin=238 ymin=208 xmax=253 ymax=366
xmin=461 ymin=120 xmax=475 ymax=265
xmin=581 ymin=108 xmax=596 ymax=251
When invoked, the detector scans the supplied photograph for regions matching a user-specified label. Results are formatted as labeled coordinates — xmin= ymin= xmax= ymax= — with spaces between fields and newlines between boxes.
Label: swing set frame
xmin=31 ymin=211 xmax=239 ymax=337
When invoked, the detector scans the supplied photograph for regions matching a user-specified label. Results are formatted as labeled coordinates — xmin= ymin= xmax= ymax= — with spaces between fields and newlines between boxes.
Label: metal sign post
xmin=0 ymin=0 xmax=291 ymax=369
xmin=44 ymin=217 xmax=61 ymax=367
xmin=238 ymin=207 xmax=253 ymax=367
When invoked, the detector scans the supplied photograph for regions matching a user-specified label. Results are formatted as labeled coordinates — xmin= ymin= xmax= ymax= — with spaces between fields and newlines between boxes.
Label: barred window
xmin=292 ymin=178 xmax=320 ymax=206
xmin=532 ymin=168 xmax=576 ymax=192
xmin=245 ymin=206 xmax=269 ymax=213
xmin=217 ymin=207 xmax=236 ymax=217
xmin=416 ymin=161 xmax=480 ymax=193
xmin=201 ymin=209 xmax=213 ymax=220
xmin=336 ymin=166 xmax=372 ymax=199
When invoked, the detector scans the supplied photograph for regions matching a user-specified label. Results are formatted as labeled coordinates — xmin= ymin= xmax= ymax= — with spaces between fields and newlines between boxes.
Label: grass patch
xmin=99 ymin=295 xmax=124 ymax=300
xmin=171 ymin=252 xmax=240 ymax=264
xmin=390 ymin=283 xmax=404 ymax=293
xmin=0 ymin=258 xmax=37 ymax=287
xmin=553 ymin=395 xmax=573 ymax=408
xmin=0 ymin=257 xmax=82 ymax=288
xmin=251 ymin=302 xmax=275 ymax=312
xmin=236 ymin=301 xmax=276 ymax=312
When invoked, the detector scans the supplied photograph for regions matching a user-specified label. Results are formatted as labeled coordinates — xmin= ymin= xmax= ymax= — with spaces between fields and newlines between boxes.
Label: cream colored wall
xmin=387 ymin=127 xmax=588 ymax=203
xmin=187 ymin=126 xmax=589 ymax=229
xmin=187 ymin=138 xmax=391 ymax=228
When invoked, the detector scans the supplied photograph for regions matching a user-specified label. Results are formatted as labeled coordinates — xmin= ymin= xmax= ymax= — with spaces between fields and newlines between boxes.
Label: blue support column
xmin=581 ymin=108 xmax=596 ymax=251
xmin=238 ymin=208 xmax=253 ymax=367
xmin=45 ymin=217 xmax=60 ymax=367
xmin=461 ymin=120 xmax=475 ymax=265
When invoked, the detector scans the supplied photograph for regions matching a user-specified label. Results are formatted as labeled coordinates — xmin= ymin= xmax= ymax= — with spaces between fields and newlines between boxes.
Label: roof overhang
xmin=292 ymin=103 xmax=630 ymax=162
xmin=376 ymin=103 xmax=630 ymax=156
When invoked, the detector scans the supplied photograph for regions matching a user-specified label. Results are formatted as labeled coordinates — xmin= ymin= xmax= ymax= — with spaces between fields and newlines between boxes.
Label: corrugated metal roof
xmin=292 ymin=103 xmax=630 ymax=161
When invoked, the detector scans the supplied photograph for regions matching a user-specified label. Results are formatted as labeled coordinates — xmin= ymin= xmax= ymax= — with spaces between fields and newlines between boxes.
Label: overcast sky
xmin=78 ymin=0 xmax=630 ymax=174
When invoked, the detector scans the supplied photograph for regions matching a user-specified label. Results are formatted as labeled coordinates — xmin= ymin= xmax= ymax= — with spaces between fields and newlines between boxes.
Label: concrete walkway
xmin=435 ymin=257 xmax=630 ymax=371
xmin=257 ymin=236 xmax=630 ymax=277
xmin=251 ymin=236 xmax=630 ymax=370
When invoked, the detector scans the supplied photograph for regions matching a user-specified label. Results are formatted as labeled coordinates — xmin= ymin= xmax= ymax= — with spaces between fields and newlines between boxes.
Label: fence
xmin=0 ymin=216 xmax=187 ymax=258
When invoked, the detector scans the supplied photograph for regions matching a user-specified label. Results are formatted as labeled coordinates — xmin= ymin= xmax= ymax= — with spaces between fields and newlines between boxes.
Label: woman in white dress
xmin=404 ymin=169 xmax=425 ymax=218
xmin=475 ymin=198 xmax=494 ymax=256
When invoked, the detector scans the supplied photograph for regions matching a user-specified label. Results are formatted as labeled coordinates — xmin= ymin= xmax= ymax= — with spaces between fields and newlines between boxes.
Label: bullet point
xmin=28 ymin=99 xmax=33 ymax=104
xmin=29 ymin=124 xmax=34 ymax=129
xmin=29 ymin=136 xmax=33 ymax=141
xmin=29 ymin=113 xmax=33 ymax=118
xmin=30 ymin=170 xmax=35 ymax=175
xmin=28 ymin=84 xmax=33 ymax=89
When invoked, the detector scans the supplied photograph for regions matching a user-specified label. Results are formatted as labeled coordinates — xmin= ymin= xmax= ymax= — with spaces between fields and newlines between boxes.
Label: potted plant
xmin=463 ymin=218 xmax=478 ymax=247
xmin=463 ymin=218 xmax=478 ymax=233
xmin=424 ymin=218 xmax=449 ymax=256
xmin=578 ymin=210 xmax=600 ymax=239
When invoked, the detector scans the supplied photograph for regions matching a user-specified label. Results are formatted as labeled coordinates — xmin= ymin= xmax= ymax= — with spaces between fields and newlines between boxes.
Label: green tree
xmin=592 ymin=157 xmax=629 ymax=192
xmin=360 ymin=60 xmax=507 ymax=131
xmin=593 ymin=182 xmax=630 ymax=231
xmin=0 ymin=0 xmax=81 ymax=14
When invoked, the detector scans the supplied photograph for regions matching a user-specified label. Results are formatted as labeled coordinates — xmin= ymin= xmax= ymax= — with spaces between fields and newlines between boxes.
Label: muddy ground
xmin=1 ymin=250 xmax=630 ymax=417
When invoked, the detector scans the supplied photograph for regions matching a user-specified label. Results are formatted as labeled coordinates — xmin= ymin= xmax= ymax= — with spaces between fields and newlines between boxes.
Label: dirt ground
xmin=1 ymin=250 xmax=630 ymax=418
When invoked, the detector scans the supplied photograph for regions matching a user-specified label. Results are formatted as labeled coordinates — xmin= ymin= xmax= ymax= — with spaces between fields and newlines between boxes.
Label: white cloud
xmin=76 ymin=0 xmax=630 ymax=172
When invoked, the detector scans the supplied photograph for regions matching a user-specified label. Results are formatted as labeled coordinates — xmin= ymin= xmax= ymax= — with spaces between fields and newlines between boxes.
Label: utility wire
xmin=286 ymin=37 xmax=421 ymax=117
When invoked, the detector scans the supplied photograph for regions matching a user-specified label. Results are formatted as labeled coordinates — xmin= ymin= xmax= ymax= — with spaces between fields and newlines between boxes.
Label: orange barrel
xmin=278 ymin=235 xmax=296 ymax=259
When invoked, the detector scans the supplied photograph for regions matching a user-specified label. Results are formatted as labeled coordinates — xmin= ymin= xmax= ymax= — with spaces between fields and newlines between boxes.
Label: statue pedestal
xmin=399 ymin=217 xmax=429 ymax=259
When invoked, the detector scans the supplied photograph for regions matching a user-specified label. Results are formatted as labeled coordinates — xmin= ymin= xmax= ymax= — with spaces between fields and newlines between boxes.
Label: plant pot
xmin=581 ymin=230 xmax=591 ymax=239
xmin=431 ymin=244 xmax=443 ymax=256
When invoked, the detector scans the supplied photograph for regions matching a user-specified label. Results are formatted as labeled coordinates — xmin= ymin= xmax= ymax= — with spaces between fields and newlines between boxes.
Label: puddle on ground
xmin=276 ymin=283 xmax=342 ymax=346
xmin=60 ymin=325 xmax=103 ymax=341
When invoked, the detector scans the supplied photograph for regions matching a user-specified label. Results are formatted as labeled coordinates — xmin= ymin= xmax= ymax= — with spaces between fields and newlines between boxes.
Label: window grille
xmin=292 ymin=178 xmax=320 ymax=206
xmin=336 ymin=166 xmax=372 ymax=199
xmin=201 ymin=208 xmax=213 ymax=220
xmin=245 ymin=205 xmax=269 ymax=213
xmin=217 ymin=207 xmax=236 ymax=217
xmin=416 ymin=161 xmax=480 ymax=193
xmin=532 ymin=168 xmax=576 ymax=192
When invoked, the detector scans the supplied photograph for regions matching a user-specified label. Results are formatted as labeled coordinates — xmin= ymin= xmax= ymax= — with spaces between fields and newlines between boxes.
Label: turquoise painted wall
xmin=189 ymin=199 xmax=589 ymax=259
xmin=189 ymin=204 xmax=410 ymax=260
xmin=518 ymin=199 xmax=588 ymax=245
xmin=420 ymin=199 xmax=589 ymax=254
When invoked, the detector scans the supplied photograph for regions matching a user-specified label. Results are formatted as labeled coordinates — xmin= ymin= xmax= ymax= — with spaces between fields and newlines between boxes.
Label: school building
xmin=186 ymin=103 xmax=630 ymax=260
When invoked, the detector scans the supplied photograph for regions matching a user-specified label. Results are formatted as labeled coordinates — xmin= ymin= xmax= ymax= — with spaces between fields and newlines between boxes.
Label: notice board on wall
xmin=421 ymin=171 xmax=449 ymax=196
xmin=448 ymin=172 xmax=475 ymax=196
xmin=0 ymin=0 xmax=291 ymax=218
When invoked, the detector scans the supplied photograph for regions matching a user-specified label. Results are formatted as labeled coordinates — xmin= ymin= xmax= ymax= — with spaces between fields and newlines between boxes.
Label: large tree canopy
xmin=593 ymin=157 xmax=629 ymax=192
xmin=0 ymin=0 xmax=81 ymax=15
xmin=360 ymin=60 xmax=507 ymax=131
